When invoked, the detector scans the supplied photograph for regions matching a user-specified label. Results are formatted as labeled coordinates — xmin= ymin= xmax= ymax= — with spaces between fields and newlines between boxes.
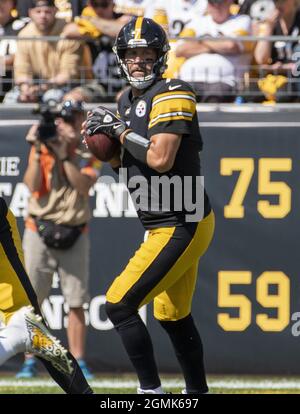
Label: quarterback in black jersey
xmin=83 ymin=17 xmax=215 ymax=394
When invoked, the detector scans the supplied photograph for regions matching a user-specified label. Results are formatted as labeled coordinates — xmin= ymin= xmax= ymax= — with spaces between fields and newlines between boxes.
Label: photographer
xmin=18 ymin=95 xmax=101 ymax=379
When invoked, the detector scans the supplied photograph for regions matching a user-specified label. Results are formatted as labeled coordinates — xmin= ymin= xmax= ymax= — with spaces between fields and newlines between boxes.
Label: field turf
xmin=0 ymin=375 xmax=299 ymax=394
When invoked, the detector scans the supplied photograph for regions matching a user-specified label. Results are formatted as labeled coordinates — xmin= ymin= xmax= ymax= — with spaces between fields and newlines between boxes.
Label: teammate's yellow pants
xmin=106 ymin=211 xmax=215 ymax=321
xmin=0 ymin=201 xmax=32 ymax=324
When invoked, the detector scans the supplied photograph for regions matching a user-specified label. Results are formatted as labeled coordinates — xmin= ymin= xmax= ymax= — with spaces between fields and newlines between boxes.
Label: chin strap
xmin=120 ymin=59 xmax=156 ymax=90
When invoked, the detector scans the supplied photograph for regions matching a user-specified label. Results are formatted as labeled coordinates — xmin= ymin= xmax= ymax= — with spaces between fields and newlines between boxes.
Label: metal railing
xmin=1 ymin=34 xmax=300 ymax=103
xmin=1 ymin=67 xmax=298 ymax=102
xmin=1 ymin=34 xmax=300 ymax=41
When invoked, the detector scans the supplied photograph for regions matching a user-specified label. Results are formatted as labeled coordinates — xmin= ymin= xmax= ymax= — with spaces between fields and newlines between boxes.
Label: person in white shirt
xmin=154 ymin=0 xmax=208 ymax=38
xmin=176 ymin=0 xmax=252 ymax=102
xmin=152 ymin=0 xmax=208 ymax=78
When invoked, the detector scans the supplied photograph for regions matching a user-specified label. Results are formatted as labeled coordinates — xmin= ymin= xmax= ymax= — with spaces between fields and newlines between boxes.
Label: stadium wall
xmin=1 ymin=105 xmax=300 ymax=374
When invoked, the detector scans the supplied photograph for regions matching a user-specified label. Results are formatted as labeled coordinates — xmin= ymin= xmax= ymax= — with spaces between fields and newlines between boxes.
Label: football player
xmin=0 ymin=196 xmax=93 ymax=394
xmin=83 ymin=17 xmax=215 ymax=394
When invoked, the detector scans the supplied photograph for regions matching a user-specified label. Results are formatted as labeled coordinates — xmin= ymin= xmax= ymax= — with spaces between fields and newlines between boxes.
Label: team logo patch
xmin=104 ymin=114 xmax=113 ymax=123
xmin=136 ymin=100 xmax=147 ymax=117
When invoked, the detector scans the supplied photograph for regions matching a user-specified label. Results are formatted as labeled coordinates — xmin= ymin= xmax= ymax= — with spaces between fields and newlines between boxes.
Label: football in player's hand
xmin=84 ymin=132 xmax=120 ymax=162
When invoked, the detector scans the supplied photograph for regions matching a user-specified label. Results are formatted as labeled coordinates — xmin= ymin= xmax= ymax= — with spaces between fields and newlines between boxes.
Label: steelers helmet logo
xmin=136 ymin=100 xmax=147 ymax=117
xmin=104 ymin=114 xmax=113 ymax=123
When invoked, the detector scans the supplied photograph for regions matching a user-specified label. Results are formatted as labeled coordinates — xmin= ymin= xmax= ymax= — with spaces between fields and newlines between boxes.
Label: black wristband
xmin=123 ymin=131 xmax=150 ymax=164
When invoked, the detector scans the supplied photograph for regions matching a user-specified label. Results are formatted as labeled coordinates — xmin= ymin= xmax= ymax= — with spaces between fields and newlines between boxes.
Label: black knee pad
xmin=105 ymin=301 xmax=136 ymax=326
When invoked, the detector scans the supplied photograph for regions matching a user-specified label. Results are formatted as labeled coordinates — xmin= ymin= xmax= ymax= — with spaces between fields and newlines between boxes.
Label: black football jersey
xmin=118 ymin=78 xmax=211 ymax=229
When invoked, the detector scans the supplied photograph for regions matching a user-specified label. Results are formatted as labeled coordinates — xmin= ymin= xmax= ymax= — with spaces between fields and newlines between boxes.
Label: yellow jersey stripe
xmin=134 ymin=17 xmax=143 ymax=40
xmin=149 ymin=113 xmax=193 ymax=129
xmin=234 ymin=29 xmax=253 ymax=53
xmin=152 ymin=90 xmax=195 ymax=104
xmin=152 ymin=94 xmax=196 ymax=108
xmin=234 ymin=29 xmax=249 ymax=36
xmin=149 ymin=97 xmax=196 ymax=128
xmin=150 ymin=111 xmax=193 ymax=124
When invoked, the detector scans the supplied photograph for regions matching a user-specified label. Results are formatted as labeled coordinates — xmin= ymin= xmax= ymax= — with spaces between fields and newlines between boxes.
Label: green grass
xmin=0 ymin=374 xmax=300 ymax=394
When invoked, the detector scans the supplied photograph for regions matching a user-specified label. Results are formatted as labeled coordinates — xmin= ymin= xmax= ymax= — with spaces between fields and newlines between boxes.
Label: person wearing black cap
xmin=16 ymin=0 xmax=87 ymax=19
xmin=12 ymin=0 xmax=84 ymax=102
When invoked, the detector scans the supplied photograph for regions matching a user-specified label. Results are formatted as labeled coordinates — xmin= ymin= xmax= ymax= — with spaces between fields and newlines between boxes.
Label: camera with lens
xmin=33 ymin=99 xmax=84 ymax=143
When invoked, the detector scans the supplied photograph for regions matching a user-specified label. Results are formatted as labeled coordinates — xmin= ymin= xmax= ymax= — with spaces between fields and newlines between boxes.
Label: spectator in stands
xmin=9 ymin=0 xmax=84 ymax=103
xmin=62 ymin=0 xmax=130 ymax=100
xmin=17 ymin=88 xmax=101 ymax=379
xmin=175 ymin=0 xmax=252 ymax=102
xmin=16 ymin=0 xmax=87 ymax=20
xmin=68 ymin=0 xmax=88 ymax=18
xmin=113 ymin=0 xmax=161 ymax=18
xmin=254 ymin=0 xmax=300 ymax=102
xmin=63 ymin=0 xmax=130 ymax=38
xmin=152 ymin=0 xmax=208 ymax=79
xmin=238 ymin=0 xmax=276 ymax=23
xmin=0 ymin=0 xmax=27 ymax=102
xmin=152 ymin=0 xmax=208 ymax=39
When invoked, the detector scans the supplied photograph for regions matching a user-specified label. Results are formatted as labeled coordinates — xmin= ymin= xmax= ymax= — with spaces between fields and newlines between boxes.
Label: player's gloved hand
xmin=85 ymin=106 xmax=127 ymax=141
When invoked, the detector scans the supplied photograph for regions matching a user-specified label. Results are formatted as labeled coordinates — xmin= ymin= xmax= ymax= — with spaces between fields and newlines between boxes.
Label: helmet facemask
xmin=113 ymin=17 xmax=170 ymax=90
xmin=113 ymin=45 xmax=169 ymax=90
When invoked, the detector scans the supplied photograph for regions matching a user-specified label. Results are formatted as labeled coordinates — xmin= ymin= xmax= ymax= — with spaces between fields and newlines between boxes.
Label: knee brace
xmin=105 ymin=301 xmax=137 ymax=327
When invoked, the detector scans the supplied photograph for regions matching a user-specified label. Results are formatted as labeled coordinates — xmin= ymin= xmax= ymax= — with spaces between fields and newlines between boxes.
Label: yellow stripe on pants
xmin=106 ymin=211 xmax=215 ymax=321
xmin=0 ymin=209 xmax=31 ymax=324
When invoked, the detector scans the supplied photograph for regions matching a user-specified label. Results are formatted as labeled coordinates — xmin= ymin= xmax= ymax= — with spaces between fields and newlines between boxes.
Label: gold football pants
xmin=0 ymin=204 xmax=33 ymax=324
xmin=106 ymin=211 xmax=215 ymax=321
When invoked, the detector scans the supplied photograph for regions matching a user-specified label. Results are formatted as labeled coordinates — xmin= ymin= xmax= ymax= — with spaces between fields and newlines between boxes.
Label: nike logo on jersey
xmin=169 ymin=84 xmax=182 ymax=91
